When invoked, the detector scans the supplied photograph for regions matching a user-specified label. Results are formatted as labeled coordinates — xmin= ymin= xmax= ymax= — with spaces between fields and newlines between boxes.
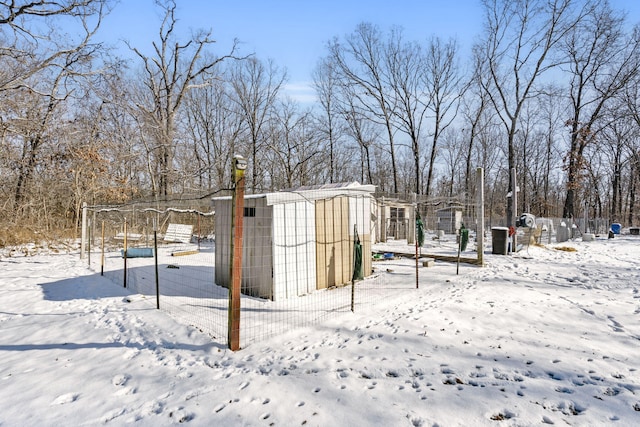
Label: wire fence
xmin=83 ymin=185 xmax=410 ymax=349
xmin=85 ymin=200 xmax=225 ymax=339
xmin=81 ymin=172 xmax=615 ymax=350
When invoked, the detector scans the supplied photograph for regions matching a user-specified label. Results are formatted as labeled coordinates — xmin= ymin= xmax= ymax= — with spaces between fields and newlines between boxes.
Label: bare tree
xmin=129 ymin=0 xmax=240 ymax=197
xmin=422 ymin=36 xmax=465 ymax=197
xmin=229 ymin=57 xmax=285 ymax=192
xmin=478 ymin=0 xmax=582 ymax=226
xmin=0 ymin=0 xmax=109 ymax=92
xmin=560 ymin=2 xmax=640 ymax=218
xmin=12 ymin=42 xmax=101 ymax=212
xmin=327 ymin=23 xmax=400 ymax=193
xmin=384 ymin=27 xmax=427 ymax=195
xmin=267 ymin=98 xmax=321 ymax=189
xmin=623 ymin=79 xmax=640 ymax=225
xmin=460 ymin=48 xmax=495 ymax=198
xmin=183 ymin=66 xmax=242 ymax=191
xmin=439 ymin=127 xmax=466 ymax=198
xmin=600 ymin=118 xmax=632 ymax=221
xmin=0 ymin=0 xmax=108 ymax=218
xmin=533 ymin=85 xmax=566 ymax=217
xmin=340 ymin=86 xmax=381 ymax=188
xmin=312 ymin=56 xmax=344 ymax=184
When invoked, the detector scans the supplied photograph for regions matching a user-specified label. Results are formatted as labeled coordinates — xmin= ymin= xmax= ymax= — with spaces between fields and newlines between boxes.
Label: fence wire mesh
xmin=85 ymin=185 xmax=415 ymax=349
xmin=83 ymin=176 xmax=611 ymax=350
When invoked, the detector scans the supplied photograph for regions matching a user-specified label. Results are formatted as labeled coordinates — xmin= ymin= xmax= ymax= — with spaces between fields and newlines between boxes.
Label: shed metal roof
xmin=211 ymin=182 xmax=375 ymax=206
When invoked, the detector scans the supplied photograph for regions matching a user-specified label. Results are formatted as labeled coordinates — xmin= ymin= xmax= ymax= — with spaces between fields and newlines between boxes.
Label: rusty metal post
xmin=101 ymin=221 xmax=105 ymax=276
xmin=413 ymin=193 xmax=418 ymax=289
xmin=153 ymin=217 xmax=160 ymax=310
xmin=477 ymin=167 xmax=485 ymax=266
xmin=123 ymin=218 xmax=128 ymax=289
xmin=80 ymin=202 xmax=87 ymax=259
xmin=228 ymin=155 xmax=247 ymax=351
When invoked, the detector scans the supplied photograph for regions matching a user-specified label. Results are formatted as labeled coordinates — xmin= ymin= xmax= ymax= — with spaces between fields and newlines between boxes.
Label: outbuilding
xmin=436 ymin=204 xmax=464 ymax=234
xmin=376 ymin=197 xmax=415 ymax=243
xmin=212 ymin=182 xmax=375 ymax=301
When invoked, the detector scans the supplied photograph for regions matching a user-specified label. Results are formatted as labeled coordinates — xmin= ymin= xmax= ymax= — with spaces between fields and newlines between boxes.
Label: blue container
xmin=121 ymin=247 xmax=154 ymax=258
xmin=383 ymin=252 xmax=394 ymax=260
xmin=611 ymin=223 xmax=622 ymax=234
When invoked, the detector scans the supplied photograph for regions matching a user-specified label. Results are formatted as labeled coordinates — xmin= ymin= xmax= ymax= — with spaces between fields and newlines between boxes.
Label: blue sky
xmin=97 ymin=0 xmax=640 ymax=102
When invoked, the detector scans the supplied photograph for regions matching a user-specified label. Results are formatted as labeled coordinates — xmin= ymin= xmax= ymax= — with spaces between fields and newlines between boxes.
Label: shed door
xmin=316 ymin=197 xmax=350 ymax=289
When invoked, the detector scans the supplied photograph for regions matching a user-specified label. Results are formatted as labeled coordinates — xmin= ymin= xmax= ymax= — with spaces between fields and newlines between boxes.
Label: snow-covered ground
xmin=1 ymin=235 xmax=639 ymax=426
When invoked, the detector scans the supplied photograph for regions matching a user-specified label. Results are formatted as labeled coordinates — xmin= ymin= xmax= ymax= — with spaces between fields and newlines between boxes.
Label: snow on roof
xmin=212 ymin=182 xmax=376 ymax=206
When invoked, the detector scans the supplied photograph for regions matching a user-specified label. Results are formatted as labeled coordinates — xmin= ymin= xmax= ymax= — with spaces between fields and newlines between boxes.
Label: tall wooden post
xmin=228 ymin=155 xmax=247 ymax=351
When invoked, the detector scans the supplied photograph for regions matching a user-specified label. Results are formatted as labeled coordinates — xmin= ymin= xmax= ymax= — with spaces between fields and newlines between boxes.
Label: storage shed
xmin=213 ymin=183 xmax=375 ymax=301
xmin=376 ymin=197 xmax=415 ymax=243
xmin=436 ymin=204 xmax=464 ymax=234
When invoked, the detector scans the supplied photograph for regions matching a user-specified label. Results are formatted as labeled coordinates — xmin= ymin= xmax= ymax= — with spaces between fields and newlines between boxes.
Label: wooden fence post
xmin=228 ymin=155 xmax=247 ymax=351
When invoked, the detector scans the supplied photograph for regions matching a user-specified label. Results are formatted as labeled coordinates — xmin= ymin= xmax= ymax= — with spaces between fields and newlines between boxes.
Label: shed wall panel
xmin=335 ymin=196 xmax=350 ymax=285
xmin=213 ymin=199 xmax=232 ymax=288
xmin=315 ymin=197 xmax=350 ymax=289
xmin=315 ymin=201 xmax=328 ymax=290
xmin=241 ymin=198 xmax=273 ymax=299
xmin=213 ymin=198 xmax=273 ymax=299
xmin=272 ymin=201 xmax=316 ymax=301
xmin=348 ymin=195 xmax=372 ymax=278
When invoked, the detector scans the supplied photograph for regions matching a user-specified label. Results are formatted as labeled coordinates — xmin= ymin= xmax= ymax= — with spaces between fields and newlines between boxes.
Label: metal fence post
xmin=100 ymin=221 xmax=105 ymax=276
xmin=477 ymin=167 xmax=485 ymax=266
xmin=80 ymin=202 xmax=87 ymax=259
xmin=154 ymin=217 xmax=160 ymax=310
xmin=123 ymin=218 xmax=128 ymax=289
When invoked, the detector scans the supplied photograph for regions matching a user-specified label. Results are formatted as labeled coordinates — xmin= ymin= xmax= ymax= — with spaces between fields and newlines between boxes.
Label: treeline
xmin=1 ymin=0 xmax=640 ymax=243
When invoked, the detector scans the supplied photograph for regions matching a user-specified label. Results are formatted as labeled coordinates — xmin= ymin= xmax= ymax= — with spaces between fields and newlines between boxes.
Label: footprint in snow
xmin=169 ymin=408 xmax=193 ymax=423
xmin=542 ymin=415 xmax=554 ymax=424
xmin=141 ymin=399 xmax=164 ymax=415
xmin=122 ymin=348 xmax=139 ymax=360
xmin=408 ymin=415 xmax=424 ymax=427
xmin=112 ymin=374 xmax=129 ymax=386
xmin=51 ymin=393 xmax=79 ymax=405
xmin=608 ymin=316 xmax=624 ymax=332
xmin=239 ymin=381 xmax=249 ymax=390
xmin=113 ymin=386 xmax=136 ymax=396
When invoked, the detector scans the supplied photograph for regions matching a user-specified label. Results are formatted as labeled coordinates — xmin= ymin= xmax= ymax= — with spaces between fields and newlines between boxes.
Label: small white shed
xmin=213 ymin=183 xmax=375 ymax=301
xmin=376 ymin=197 xmax=415 ymax=243
xmin=436 ymin=204 xmax=464 ymax=234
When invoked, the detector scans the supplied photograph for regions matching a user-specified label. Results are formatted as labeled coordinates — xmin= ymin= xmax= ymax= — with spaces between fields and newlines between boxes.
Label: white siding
xmin=272 ymin=200 xmax=316 ymax=301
